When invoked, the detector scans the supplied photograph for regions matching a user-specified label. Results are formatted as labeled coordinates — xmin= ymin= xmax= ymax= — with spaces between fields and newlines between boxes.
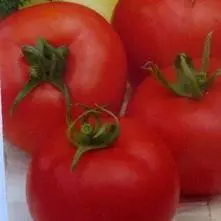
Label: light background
xmin=0 ymin=95 xmax=8 ymax=221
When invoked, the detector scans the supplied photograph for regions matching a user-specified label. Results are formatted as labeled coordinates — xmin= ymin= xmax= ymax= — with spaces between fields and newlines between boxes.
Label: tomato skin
xmin=127 ymin=58 xmax=221 ymax=196
xmin=112 ymin=0 xmax=221 ymax=87
xmin=0 ymin=2 xmax=127 ymax=153
xmin=27 ymin=118 xmax=179 ymax=221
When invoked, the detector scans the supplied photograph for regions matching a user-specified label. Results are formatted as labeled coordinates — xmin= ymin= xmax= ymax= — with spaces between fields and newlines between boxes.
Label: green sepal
xmin=68 ymin=105 xmax=120 ymax=170
xmin=10 ymin=38 xmax=72 ymax=124
xmin=149 ymin=32 xmax=220 ymax=100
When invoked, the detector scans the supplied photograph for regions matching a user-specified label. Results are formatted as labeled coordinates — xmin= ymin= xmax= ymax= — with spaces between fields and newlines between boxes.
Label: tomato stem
xmin=10 ymin=38 xmax=72 ymax=124
xmin=149 ymin=32 xmax=221 ymax=100
xmin=68 ymin=104 xmax=120 ymax=170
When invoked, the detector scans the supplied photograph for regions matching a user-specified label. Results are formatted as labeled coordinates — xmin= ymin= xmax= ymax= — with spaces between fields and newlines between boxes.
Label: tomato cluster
xmin=1 ymin=1 xmax=221 ymax=221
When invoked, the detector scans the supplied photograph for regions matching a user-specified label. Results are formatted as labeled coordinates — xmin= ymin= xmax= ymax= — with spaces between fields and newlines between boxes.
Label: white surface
xmin=0 ymin=93 xmax=8 ymax=221
xmin=5 ymin=143 xmax=32 ymax=221
xmin=5 ymin=142 xmax=221 ymax=221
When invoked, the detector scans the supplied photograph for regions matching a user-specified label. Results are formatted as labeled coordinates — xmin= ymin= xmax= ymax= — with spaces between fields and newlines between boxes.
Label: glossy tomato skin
xmin=113 ymin=0 xmax=221 ymax=87
xmin=127 ymin=58 xmax=221 ymax=196
xmin=0 ymin=2 xmax=127 ymax=153
xmin=27 ymin=118 xmax=179 ymax=221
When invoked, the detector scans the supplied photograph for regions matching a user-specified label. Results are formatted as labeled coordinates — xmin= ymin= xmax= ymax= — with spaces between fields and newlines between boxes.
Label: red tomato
xmin=127 ymin=33 xmax=221 ymax=195
xmin=113 ymin=0 xmax=221 ymax=87
xmin=27 ymin=107 xmax=179 ymax=221
xmin=0 ymin=2 xmax=127 ymax=154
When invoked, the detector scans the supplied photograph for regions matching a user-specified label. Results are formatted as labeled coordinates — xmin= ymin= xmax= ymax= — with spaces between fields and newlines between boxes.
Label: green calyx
xmin=68 ymin=104 xmax=120 ymax=170
xmin=149 ymin=32 xmax=221 ymax=100
xmin=10 ymin=38 xmax=72 ymax=124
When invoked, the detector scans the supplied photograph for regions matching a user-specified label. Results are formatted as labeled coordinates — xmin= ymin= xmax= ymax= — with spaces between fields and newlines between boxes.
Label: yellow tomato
xmin=20 ymin=0 xmax=118 ymax=22
xmin=64 ymin=0 xmax=118 ymax=22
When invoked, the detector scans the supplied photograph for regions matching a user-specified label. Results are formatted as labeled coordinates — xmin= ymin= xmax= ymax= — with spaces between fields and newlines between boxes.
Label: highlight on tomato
xmin=0 ymin=2 xmax=127 ymax=154
xmin=27 ymin=105 xmax=179 ymax=221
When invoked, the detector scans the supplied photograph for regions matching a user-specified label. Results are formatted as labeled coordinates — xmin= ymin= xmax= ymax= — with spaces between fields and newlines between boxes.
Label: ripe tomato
xmin=113 ymin=0 xmax=221 ymax=87
xmin=0 ymin=2 xmax=127 ymax=154
xmin=27 ymin=106 xmax=179 ymax=221
xmin=127 ymin=33 xmax=221 ymax=195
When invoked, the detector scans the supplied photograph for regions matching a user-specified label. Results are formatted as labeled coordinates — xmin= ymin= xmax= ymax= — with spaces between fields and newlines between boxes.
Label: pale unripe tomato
xmin=20 ymin=0 xmax=118 ymax=22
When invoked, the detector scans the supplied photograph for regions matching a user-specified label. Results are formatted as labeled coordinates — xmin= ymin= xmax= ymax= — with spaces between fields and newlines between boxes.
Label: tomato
xmin=127 ymin=33 xmax=221 ymax=195
xmin=0 ymin=2 xmax=127 ymax=154
xmin=27 ymin=106 xmax=179 ymax=221
xmin=112 ymin=0 xmax=221 ymax=88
